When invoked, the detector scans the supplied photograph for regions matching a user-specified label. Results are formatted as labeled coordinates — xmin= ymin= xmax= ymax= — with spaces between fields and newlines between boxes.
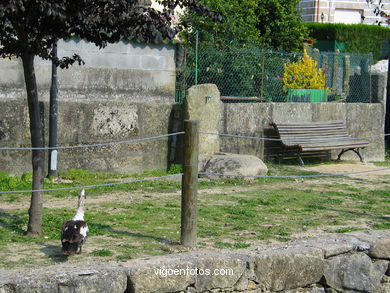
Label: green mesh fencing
xmin=176 ymin=47 xmax=377 ymax=104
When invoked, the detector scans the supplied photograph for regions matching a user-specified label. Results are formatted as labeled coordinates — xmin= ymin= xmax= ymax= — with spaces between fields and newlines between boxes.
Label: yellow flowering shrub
xmin=282 ymin=50 xmax=326 ymax=89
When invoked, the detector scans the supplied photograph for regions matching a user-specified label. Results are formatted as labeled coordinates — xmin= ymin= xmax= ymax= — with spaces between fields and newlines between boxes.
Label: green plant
xmin=90 ymin=249 xmax=113 ymax=257
xmin=282 ymin=50 xmax=327 ymax=89
xmin=168 ymin=164 xmax=183 ymax=174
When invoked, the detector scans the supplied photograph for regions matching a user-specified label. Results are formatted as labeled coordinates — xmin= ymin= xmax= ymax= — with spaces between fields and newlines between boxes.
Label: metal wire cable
xmin=199 ymin=166 xmax=390 ymax=179
xmin=200 ymin=131 xmax=390 ymax=142
xmin=0 ymin=174 xmax=183 ymax=194
xmin=0 ymin=132 xmax=185 ymax=151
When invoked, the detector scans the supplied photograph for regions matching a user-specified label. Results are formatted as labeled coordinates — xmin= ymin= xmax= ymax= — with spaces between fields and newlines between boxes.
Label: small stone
xmin=247 ymin=280 xmax=257 ymax=290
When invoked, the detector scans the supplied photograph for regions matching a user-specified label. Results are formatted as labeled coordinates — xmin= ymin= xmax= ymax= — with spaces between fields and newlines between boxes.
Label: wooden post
xmin=181 ymin=120 xmax=199 ymax=246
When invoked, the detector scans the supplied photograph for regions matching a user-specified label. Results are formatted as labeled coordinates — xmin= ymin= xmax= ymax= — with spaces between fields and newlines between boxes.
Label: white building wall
xmin=299 ymin=0 xmax=390 ymax=26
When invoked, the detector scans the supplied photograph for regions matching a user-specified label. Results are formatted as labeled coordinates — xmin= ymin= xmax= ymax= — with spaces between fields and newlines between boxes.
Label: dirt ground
xmin=305 ymin=162 xmax=390 ymax=179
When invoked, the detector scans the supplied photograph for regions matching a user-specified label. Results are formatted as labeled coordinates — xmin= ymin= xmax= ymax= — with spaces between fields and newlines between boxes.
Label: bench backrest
xmin=271 ymin=120 xmax=369 ymax=149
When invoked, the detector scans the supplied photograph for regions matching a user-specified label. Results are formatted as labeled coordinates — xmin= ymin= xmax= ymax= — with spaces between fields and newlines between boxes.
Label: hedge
xmin=304 ymin=23 xmax=390 ymax=61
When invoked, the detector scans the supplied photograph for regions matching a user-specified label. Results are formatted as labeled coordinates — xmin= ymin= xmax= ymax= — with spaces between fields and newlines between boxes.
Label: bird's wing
xmin=61 ymin=220 xmax=87 ymax=243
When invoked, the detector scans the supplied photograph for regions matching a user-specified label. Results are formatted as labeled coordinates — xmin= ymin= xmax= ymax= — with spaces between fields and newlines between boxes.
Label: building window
xmin=334 ymin=9 xmax=363 ymax=24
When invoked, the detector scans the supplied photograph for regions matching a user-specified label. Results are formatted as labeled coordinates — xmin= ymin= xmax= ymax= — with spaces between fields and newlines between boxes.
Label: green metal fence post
xmin=343 ymin=55 xmax=350 ymax=98
xmin=332 ymin=50 xmax=340 ymax=96
xmin=195 ymin=30 xmax=199 ymax=85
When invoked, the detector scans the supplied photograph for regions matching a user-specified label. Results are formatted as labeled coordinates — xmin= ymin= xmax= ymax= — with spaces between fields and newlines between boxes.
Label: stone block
xmin=124 ymin=251 xmax=246 ymax=293
xmin=289 ymin=234 xmax=371 ymax=258
xmin=251 ymin=247 xmax=324 ymax=292
xmin=348 ymin=230 xmax=390 ymax=259
xmin=323 ymin=252 xmax=389 ymax=293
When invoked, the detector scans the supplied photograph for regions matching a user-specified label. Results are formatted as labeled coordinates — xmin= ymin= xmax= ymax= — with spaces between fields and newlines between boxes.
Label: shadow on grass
xmin=0 ymin=208 xmax=26 ymax=236
xmin=39 ymin=244 xmax=69 ymax=263
xmin=92 ymin=223 xmax=179 ymax=245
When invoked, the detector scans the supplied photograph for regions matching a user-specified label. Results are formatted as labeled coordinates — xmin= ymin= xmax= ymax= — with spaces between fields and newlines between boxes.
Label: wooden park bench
xmin=270 ymin=120 xmax=370 ymax=166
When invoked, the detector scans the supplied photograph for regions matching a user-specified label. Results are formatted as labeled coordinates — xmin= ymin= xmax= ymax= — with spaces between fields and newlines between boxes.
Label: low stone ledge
xmin=1 ymin=230 xmax=389 ymax=293
xmin=287 ymin=233 xmax=371 ymax=258
xmin=0 ymin=263 xmax=127 ymax=293
xmin=122 ymin=251 xmax=247 ymax=293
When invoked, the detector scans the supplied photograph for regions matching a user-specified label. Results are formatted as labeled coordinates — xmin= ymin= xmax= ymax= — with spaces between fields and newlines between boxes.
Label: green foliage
xmin=180 ymin=0 xmax=306 ymax=51
xmin=180 ymin=0 xmax=261 ymax=47
xmin=167 ymin=164 xmax=182 ymax=174
xmin=0 ymin=172 xmax=34 ymax=191
xmin=255 ymin=0 xmax=307 ymax=51
xmin=305 ymin=23 xmax=390 ymax=61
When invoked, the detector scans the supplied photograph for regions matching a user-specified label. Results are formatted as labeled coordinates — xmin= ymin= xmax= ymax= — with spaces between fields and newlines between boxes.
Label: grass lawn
xmin=0 ymin=161 xmax=389 ymax=269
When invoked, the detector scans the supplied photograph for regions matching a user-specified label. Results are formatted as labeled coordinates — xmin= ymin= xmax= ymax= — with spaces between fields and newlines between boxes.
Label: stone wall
xmin=0 ymin=99 xmax=175 ymax=174
xmin=0 ymin=39 xmax=177 ymax=174
xmin=1 ymin=230 xmax=389 ymax=292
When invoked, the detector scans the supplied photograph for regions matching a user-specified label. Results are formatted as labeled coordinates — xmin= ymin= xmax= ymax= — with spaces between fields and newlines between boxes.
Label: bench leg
xmin=352 ymin=148 xmax=364 ymax=163
xmin=337 ymin=149 xmax=348 ymax=161
xmin=297 ymin=152 xmax=304 ymax=167
xmin=337 ymin=148 xmax=364 ymax=163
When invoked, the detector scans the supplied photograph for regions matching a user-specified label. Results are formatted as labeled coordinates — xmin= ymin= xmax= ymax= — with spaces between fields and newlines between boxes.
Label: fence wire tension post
xmin=181 ymin=120 xmax=199 ymax=247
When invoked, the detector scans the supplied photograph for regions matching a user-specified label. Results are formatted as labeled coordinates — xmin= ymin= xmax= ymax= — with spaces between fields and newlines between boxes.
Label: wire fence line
xmin=1 ymin=166 xmax=390 ymax=194
xmin=0 ymin=174 xmax=183 ymax=194
xmin=0 ymin=132 xmax=185 ymax=151
xmin=0 ymin=130 xmax=387 ymax=151
xmin=200 ymin=131 xmax=390 ymax=142
xmin=199 ymin=166 xmax=390 ymax=179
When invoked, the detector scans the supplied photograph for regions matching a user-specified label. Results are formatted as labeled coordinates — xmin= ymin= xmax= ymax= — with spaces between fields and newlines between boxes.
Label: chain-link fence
xmin=176 ymin=47 xmax=379 ymax=104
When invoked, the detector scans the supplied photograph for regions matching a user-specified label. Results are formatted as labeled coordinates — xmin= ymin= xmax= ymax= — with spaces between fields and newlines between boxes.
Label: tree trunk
xmin=22 ymin=53 xmax=45 ymax=236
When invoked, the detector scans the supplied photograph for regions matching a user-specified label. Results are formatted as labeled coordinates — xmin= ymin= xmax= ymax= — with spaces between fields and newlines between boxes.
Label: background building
xmin=299 ymin=0 xmax=390 ymax=26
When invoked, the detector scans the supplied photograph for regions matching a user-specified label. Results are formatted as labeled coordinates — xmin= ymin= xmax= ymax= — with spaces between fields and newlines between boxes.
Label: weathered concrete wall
xmin=0 ymin=39 xmax=176 ymax=101
xmin=1 ymin=230 xmax=389 ymax=292
xmin=0 ymin=99 xmax=175 ymax=174
xmin=221 ymin=102 xmax=385 ymax=162
xmin=0 ymin=39 xmax=178 ymax=174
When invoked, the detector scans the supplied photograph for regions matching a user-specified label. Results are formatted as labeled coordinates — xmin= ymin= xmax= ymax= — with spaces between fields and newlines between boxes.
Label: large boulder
xmin=200 ymin=153 xmax=268 ymax=180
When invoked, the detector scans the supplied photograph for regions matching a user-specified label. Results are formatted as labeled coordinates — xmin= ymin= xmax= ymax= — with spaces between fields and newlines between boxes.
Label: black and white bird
xmin=61 ymin=189 xmax=89 ymax=255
